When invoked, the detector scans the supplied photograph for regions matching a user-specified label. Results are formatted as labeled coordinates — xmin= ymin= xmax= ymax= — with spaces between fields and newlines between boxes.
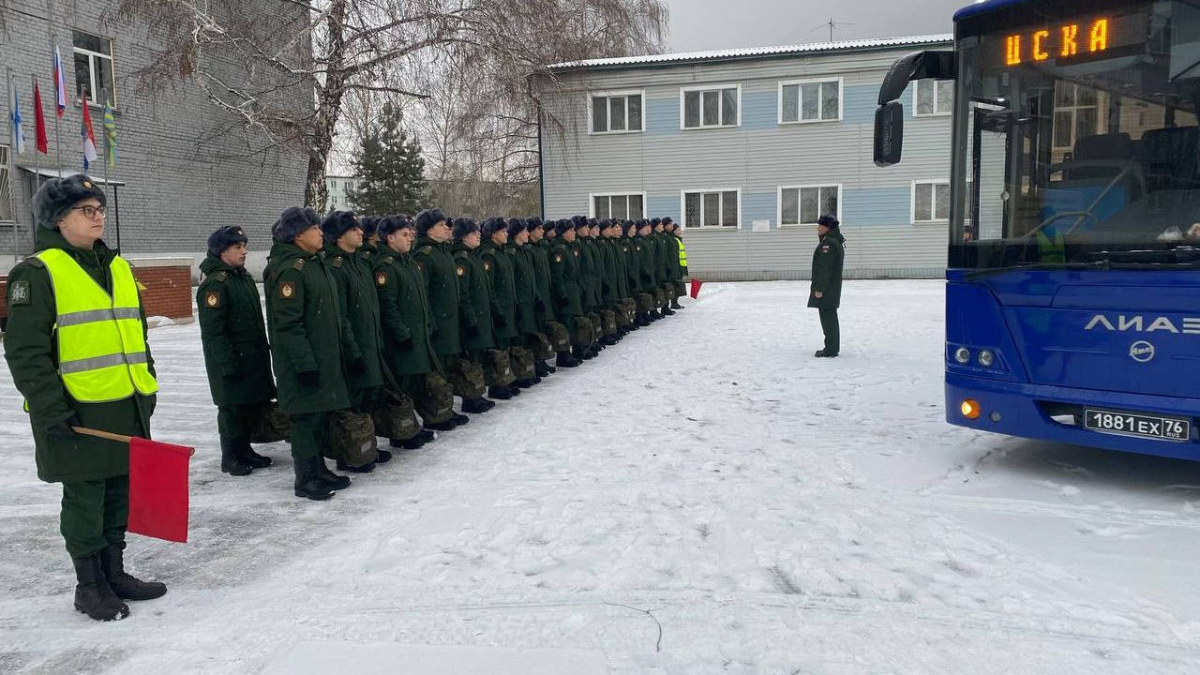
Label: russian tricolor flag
xmin=81 ymin=99 xmax=97 ymax=171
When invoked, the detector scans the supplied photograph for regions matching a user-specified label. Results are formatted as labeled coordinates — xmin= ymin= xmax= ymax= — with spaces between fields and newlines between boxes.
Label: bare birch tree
xmin=118 ymin=0 xmax=667 ymax=211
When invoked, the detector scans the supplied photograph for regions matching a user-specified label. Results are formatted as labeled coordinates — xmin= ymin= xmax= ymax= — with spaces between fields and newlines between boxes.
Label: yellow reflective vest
xmin=36 ymin=248 xmax=158 ymax=403
xmin=676 ymin=237 xmax=687 ymax=267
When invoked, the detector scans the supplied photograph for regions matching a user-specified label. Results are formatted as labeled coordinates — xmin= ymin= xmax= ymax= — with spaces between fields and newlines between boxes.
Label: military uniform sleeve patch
xmin=292 ymin=259 xmax=306 ymax=271
xmin=554 ymin=254 xmax=563 ymax=263
xmin=204 ymin=291 xmax=221 ymax=308
xmin=456 ymin=265 xmax=465 ymax=277
xmin=280 ymin=281 xmax=297 ymax=299
xmin=483 ymin=261 xmax=492 ymax=271
xmin=8 ymin=280 xmax=31 ymax=306
xmin=333 ymin=256 xmax=344 ymax=268
xmin=214 ymin=271 xmax=228 ymax=282
xmin=821 ymin=245 xmax=831 ymax=253
xmin=375 ymin=272 xmax=388 ymax=288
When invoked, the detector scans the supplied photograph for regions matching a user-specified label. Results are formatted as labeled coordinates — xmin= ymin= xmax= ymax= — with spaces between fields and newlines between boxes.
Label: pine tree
xmin=347 ymin=104 xmax=428 ymax=216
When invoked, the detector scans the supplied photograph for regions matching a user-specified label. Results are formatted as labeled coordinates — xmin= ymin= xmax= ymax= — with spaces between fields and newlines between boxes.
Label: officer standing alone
xmin=809 ymin=214 xmax=845 ymax=358
xmin=5 ymin=175 xmax=166 ymax=621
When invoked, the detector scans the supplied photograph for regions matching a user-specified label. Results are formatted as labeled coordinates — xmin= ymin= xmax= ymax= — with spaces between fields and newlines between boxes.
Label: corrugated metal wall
xmin=540 ymin=44 xmax=955 ymax=280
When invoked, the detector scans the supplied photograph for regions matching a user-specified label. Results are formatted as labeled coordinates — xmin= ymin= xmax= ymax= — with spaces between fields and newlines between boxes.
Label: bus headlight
xmin=978 ymin=350 xmax=995 ymax=367
xmin=954 ymin=347 xmax=971 ymax=364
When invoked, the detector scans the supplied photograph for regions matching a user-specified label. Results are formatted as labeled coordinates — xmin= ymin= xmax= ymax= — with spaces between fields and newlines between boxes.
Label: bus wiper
xmin=964 ymin=261 xmax=1111 ymax=280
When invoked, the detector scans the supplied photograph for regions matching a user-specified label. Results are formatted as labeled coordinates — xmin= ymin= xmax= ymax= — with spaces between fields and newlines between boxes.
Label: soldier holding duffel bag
xmin=264 ymin=207 xmax=354 ymax=501
xmin=198 ymin=225 xmax=278 ymax=478
xmin=451 ymin=218 xmax=504 ymax=410
xmin=550 ymin=220 xmax=587 ymax=367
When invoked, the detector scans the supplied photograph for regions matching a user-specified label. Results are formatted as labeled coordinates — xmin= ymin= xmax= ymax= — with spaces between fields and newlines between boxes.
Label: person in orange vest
xmin=4 ymin=175 xmax=166 ymax=621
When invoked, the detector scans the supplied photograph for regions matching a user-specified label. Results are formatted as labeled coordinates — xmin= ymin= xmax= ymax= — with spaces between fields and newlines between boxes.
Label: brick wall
xmin=0 ymin=261 xmax=192 ymax=331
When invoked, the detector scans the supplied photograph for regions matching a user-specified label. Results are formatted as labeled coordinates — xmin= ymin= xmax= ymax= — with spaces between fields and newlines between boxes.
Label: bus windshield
xmin=950 ymin=0 xmax=1200 ymax=269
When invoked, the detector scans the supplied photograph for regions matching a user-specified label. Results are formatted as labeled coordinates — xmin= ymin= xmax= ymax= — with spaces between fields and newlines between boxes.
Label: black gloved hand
xmin=348 ymin=357 xmax=366 ymax=374
xmin=297 ymin=370 xmax=320 ymax=387
xmin=47 ymin=416 xmax=81 ymax=440
xmin=397 ymin=336 xmax=414 ymax=351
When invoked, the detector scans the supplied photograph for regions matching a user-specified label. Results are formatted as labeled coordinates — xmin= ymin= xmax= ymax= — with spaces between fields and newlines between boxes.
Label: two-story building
xmin=537 ymin=35 xmax=955 ymax=280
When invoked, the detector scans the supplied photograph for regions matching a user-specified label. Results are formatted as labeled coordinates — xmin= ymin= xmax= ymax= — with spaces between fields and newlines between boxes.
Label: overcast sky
xmin=661 ymin=0 xmax=970 ymax=53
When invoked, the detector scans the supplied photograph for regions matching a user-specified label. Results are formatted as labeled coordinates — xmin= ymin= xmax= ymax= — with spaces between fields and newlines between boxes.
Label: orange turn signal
xmin=961 ymin=399 xmax=982 ymax=420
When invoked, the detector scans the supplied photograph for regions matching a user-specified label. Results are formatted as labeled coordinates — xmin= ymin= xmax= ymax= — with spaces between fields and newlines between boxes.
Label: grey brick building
xmin=0 ymin=0 xmax=309 ymax=273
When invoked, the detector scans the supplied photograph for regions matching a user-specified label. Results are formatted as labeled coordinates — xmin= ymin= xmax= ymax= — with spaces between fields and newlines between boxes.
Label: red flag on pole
xmin=32 ymin=79 xmax=48 ymax=155
xmin=128 ymin=437 xmax=195 ymax=543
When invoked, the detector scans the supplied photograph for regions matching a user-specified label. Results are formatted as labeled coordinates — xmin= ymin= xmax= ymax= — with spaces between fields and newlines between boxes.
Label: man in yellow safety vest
xmin=4 ymin=174 xmax=165 ymax=622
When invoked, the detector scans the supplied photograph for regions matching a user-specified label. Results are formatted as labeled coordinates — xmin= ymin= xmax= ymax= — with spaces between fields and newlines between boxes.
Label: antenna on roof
xmin=811 ymin=18 xmax=855 ymax=42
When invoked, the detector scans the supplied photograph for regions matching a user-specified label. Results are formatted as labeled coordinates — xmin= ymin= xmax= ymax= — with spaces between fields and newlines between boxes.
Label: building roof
xmin=545 ymin=34 xmax=954 ymax=72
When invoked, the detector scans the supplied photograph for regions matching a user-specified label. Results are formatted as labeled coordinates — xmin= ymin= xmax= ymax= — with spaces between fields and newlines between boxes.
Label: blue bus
xmin=875 ymin=0 xmax=1200 ymax=460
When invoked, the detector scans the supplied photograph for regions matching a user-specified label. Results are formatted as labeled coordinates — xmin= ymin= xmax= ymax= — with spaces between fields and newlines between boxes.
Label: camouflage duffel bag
xmin=636 ymin=292 xmax=655 ymax=313
xmin=447 ymin=358 xmax=487 ymax=399
xmin=372 ymin=390 xmax=420 ymax=441
xmin=614 ymin=304 xmax=632 ymax=328
xmin=250 ymin=400 xmax=291 ymax=444
xmin=509 ymin=345 xmax=537 ymax=380
xmin=483 ymin=348 xmax=516 ymax=387
xmin=600 ymin=309 xmax=617 ymax=335
xmin=324 ymin=410 xmax=379 ymax=467
xmin=417 ymin=372 xmax=455 ymax=424
xmin=620 ymin=298 xmax=637 ymax=324
xmin=531 ymin=332 xmax=556 ymax=361
xmin=545 ymin=320 xmax=571 ymax=352
xmin=588 ymin=312 xmax=602 ymax=341
xmin=571 ymin=315 xmax=594 ymax=346
xmin=653 ymin=287 xmax=667 ymax=307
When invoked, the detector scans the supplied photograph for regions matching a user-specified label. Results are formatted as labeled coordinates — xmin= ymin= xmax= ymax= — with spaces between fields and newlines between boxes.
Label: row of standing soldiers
xmin=198 ymin=208 xmax=690 ymax=501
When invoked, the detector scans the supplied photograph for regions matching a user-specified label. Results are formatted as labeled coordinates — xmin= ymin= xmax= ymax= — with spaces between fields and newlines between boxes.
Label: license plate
xmin=1083 ymin=409 xmax=1191 ymax=442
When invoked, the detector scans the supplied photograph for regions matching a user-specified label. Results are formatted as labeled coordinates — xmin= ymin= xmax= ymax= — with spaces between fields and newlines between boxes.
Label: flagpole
xmin=100 ymin=87 xmax=111 ymax=248
xmin=51 ymin=42 xmax=62 ymax=177
xmin=30 ymin=74 xmax=43 ymax=254
xmin=6 ymin=69 xmax=17 ymax=265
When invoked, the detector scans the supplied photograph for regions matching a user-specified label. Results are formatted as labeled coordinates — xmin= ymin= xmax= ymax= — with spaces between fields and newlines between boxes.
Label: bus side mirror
xmin=874 ymin=102 xmax=905 ymax=167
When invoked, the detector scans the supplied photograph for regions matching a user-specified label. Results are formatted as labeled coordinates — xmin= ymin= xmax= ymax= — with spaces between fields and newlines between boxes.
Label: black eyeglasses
xmin=71 ymin=205 xmax=107 ymax=220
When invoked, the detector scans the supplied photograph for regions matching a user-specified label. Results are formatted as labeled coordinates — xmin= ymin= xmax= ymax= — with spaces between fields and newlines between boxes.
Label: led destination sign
xmin=999 ymin=13 xmax=1147 ymax=68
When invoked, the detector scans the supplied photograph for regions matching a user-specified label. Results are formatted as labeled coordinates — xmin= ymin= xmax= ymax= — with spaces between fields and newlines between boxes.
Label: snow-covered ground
xmin=3 ymin=280 xmax=1200 ymax=674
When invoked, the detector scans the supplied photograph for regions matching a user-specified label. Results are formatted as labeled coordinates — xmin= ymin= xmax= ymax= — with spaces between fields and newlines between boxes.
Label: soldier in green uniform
xmin=264 ymin=207 xmax=353 ymax=500
xmin=321 ymin=211 xmax=393 ymax=471
xmin=198 ymin=225 xmax=276 ymax=477
xmin=526 ymin=218 xmax=558 ymax=375
xmin=6 ymin=175 xmax=166 ymax=621
xmin=478 ymin=217 xmax=519 ymax=351
xmin=596 ymin=219 xmax=622 ymax=345
xmin=636 ymin=220 xmax=662 ymax=322
xmin=614 ymin=221 xmax=638 ymax=334
xmin=505 ymin=218 xmax=544 ymax=385
xmin=374 ymin=216 xmax=443 ymax=446
xmin=662 ymin=218 xmax=685 ymax=310
xmin=451 ymin=218 xmax=502 ymax=410
xmin=652 ymin=218 xmax=676 ymax=317
xmin=809 ymin=214 xmax=846 ymax=358
xmin=358 ymin=216 xmax=380 ymax=263
xmin=623 ymin=220 xmax=647 ymax=328
xmin=412 ymin=209 xmax=471 ymax=427
xmin=551 ymin=220 xmax=587 ymax=366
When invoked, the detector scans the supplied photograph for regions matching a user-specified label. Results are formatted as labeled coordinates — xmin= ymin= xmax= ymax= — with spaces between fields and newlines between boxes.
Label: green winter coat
xmin=197 ymin=254 xmax=275 ymax=407
xmin=507 ymin=243 xmax=539 ymax=337
xmin=624 ymin=237 xmax=642 ymax=294
xmin=412 ymin=237 xmax=464 ymax=357
xmin=550 ymin=239 xmax=583 ymax=318
xmin=4 ymin=228 xmax=156 ymax=483
xmin=325 ymin=244 xmax=385 ymax=393
xmin=375 ymin=248 xmax=439 ymax=377
xmin=598 ymin=238 xmax=620 ymax=307
xmin=478 ymin=239 xmax=518 ymax=341
xmin=575 ymin=239 xmax=595 ymax=311
xmin=531 ymin=239 xmax=557 ymax=326
xmin=808 ymin=230 xmax=846 ymax=310
xmin=613 ymin=238 xmax=631 ymax=300
xmin=656 ymin=232 xmax=675 ymax=285
xmin=452 ymin=242 xmax=495 ymax=352
xmin=636 ymin=235 xmax=657 ymax=289
xmin=264 ymin=242 xmax=351 ymax=415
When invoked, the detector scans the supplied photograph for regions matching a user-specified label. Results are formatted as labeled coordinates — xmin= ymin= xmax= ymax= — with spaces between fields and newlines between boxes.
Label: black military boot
xmin=535 ymin=361 xmax=552 ymax=378
xmin=72 ymin=554 xmax=129 ymax=621
xmin=99 ymin=542 xmax=167 ymax=601
xmin=235 ymin=439 xmax=272 ymax=469
xmin=671 ymin=300 xmax=684 ymax=309
xmin=336 ymin=459 xmax=375 ymax=473
xmin=315 ymin=457 xmax=352 ymax=490
xmin=450 ymin=412 xmax=470 ymax=426
xmin=220 ymin=438 xmax=253 ymax=476
xmin=488 ymin=385 xmax=515 ymax=399
xmin=814 ymin=349 xmax=839 ymax=358
xmin=602 ymin=334 xmax=619 ymax=346
xmin=293 ymin=456 xmax=335 ymax=500
xmin=375 ymin=448 xmax=393 ymax=463
xmin=556 ymin=352 xmax=581 ymax=368
xmin=662 ymin=306 xmax=676 ymax=316
xmin=543 ymin=361 xmax=557 ymax=374
xmin=426 ymin=418 xmax=458 ymax=431
xmin=462 ymin=397 xmax=493 ymax=414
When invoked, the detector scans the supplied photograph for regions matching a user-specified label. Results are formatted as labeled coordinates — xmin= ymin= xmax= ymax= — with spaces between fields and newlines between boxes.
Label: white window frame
xmin=911 ymin=179 xmax=951 ymax=224
xmin=913 ymin=79 xmax=954 ymax=117
xmin=777 ymin=184 xmax=843 ymax=228
xmin=72 ymin=30 xmax=116 ymax=107
xmin=679 ymin=84 xmax=741 ymax=130
xmin=588 ymin=192 xmax=648 ymax=220
xmin=680 ymin=188 xmax=741 ymax=229
xmin=588 ymin=89 xmax=646 ymax=135
xmin=777 ymin=77 xmax=843 ymax=125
